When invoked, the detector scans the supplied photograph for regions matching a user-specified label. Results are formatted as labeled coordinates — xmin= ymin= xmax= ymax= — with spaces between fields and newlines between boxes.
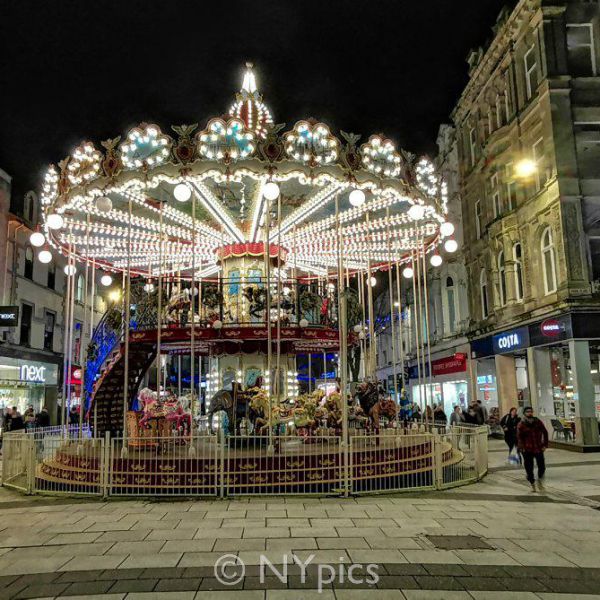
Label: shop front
xmin=471 ymin=312 xmax=600 ymax=448
xmin=0 ymin=356 xmax=59 ymax=421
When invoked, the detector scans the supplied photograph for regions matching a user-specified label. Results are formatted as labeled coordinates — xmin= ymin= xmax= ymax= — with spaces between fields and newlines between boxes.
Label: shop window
xmin=76 ymin=275 xmax=84 ymax=303
xmin=20 ymin=303 xmax=33 ymax=346
xmin=524 ymin=45 xmax=538 ymax=99
xmin=541 ymin=227 xmax=557 ymax=294
xmin=505 ymin=163 xmax=517 ymax=210
xmin=490 ymin=172 xmax=501 ymax=217
xmin=475 ymin=200 xmax=482 ymax=240
xmin=445 ymin=276 xmax=456 ymax=333
xmin=480 ymin=269 xmax=489 ymax=319
xmin=47 ymin=262 xmax=56 ymax=290
xmin=24 ymin=246 xmax=34 ymax=280
xmin=567 ymin=23 xmax=596 ymax=77
xmin=513 ymin=242 xmax=524 ymax=301
xmin=44 ymin=310 xmax=55 ymax=351
xmin=498 ymin=250 xmax=507 ymax=306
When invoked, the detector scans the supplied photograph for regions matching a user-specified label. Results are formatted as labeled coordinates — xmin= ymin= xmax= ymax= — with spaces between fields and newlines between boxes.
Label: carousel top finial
xmin=241 ymin=62 xmax=258 ymax=94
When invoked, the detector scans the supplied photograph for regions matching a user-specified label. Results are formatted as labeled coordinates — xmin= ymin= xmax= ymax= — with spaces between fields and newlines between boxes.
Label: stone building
xmin=0 ymin=171 xmax=106 ymax=423
xmin=451 ymin=0 xmax=600 ymax=445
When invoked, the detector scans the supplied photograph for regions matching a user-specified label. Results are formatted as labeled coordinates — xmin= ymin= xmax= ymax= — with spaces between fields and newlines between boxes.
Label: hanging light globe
xmin=212 ymin=319 xmax=223 ymax=330
xmin=46 ymin=213 xmax=64 ymax=230
xmin=144 ymin=282 xmax=155 ymax=293
xmin=444 ymin=239 xmax=458 ymax=253
xmin=299 ymin=318 xmax=309 ymax=328
xmin=63 ymin=264 xmax=76 ymax=276
xmin=30 ymin=232 xmax=45 ymax=247
xmin=349 ymin=189 xmax=366 ymax=207
xmin=263 ymin=181 xmax=280 ymax=201
xmin=402 ymin=267 xmax=414 ymax=279
xmin=430 ymin=254 xmax=443 ymax=267
xmin=96 ymin=196 xmax=112 ymax=212
xmin=368 ymin=276 xmax=377 ymax=287
xmin=174 ymin=183 xmax=192 ymax=202
xmin=408 ymin=204 xmax=425 ymax=220
xmin=100 ymin=274 xmax=113 ymax=287
xmin=37 ymin=250 xmax=52 ymax=264
xmin=440 ymin=221 xmax=455 ymax=237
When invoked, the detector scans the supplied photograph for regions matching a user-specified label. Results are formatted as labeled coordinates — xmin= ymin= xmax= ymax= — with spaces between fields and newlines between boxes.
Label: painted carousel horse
xmin=137 ymin=388 xmax=192 ymax=433
xmin=206 ymin=378 xmax=265 ymax=434
xmin=355 ymin=381 xmax=396 ymax=428
xmin=165 ymin=286 xmax=191 ymax=324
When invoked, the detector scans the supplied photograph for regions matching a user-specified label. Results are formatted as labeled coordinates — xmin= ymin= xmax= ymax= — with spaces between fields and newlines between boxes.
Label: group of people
xmin=2 ymin=405 xmax=51 ymax=432
xmin=448 ymin=400 xmax=488 ymax=426
xmin=500 ymin=406 xmax=548 ymax=492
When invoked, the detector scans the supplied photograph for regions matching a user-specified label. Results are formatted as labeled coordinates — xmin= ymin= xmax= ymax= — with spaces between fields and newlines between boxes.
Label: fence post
xmin=433 ymin=433 xmax=443 ymax=490
xmin=26 ymin=435 xmax=36 ymax=495
xmin=101 ymin=431 xmax=111 ymax=498
xmin=218 ymin=427 xmax=225 ymax=499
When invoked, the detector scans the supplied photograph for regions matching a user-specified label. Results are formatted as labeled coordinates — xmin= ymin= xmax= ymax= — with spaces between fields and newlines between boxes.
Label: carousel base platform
xmin=32 ymin=432 xmax=473 ymax=497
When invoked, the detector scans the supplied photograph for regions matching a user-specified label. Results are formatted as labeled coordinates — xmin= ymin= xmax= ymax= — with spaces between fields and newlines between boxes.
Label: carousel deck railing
xmin=1 ymin=424 xmax=488 ymax=497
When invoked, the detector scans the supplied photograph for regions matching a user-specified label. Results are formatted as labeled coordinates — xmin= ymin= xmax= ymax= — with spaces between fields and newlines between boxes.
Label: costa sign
xmin=541 ymin=319 xmax=563 ymax=337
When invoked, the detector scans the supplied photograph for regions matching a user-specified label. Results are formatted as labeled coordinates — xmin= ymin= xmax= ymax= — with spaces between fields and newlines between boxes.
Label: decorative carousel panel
xmin=284 ymin=121 xmax=339 ymax=166
xmin=120 ymin=124 xmax=171 ymax=169
xmin=361 ymin=134 xmax=402 ymax=178
xmin=197 ymin=118 xmax=256 ymax=161
xmin=67 ymin=142 xmax=102 ymax=186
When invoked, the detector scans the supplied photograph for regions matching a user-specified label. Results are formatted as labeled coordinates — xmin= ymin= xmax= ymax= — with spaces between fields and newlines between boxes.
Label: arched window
xmin=513 ymin=242 xmax=524 ymax=301
xmin=541 ymin=227 xmax=557 ymax=294
xmin=76 ymin=275 xmax=85 ymax=303
xmin=445 ymin=276 xmax=456 ymax=333
xmin=24 ymin=246 xmax=34 ymax=280
xmin=498 ymin=250 xmax=507 ymax=306
xmin=480 ymin=269 xmax=489 ymax=319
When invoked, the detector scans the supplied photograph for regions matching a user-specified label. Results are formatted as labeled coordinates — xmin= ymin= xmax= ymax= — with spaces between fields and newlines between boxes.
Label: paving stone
xmin=198 ymin=577 xmax=244 ymax=590
xmin=423 ymin=564 xmax=469 ymax=577
xmin=119 ymin=552 xmax=182 ymax=569
xmin=461 ymin=565 xmax=510 ymax=578
xmin=62 ymin=580 xmax=115 ymax=595
xmin=55 ymin=569 xmax=105 ymax=583
xmin=496 ymin=577 xmax=550 ymax=592
xmin=13 ymin=572 xmax=61 ymax=585
xmin=154 ymin=578 xmax=201 ymax=592
xmin=381 ymin=563 xmax=428 ymax=576
xmin=375 ymin=575 xmax=420 ymax=589
xmin=543 ymin=578 xmax=600 ymax=594
xmin=286 ymin=575 xmax=333 ymax=590
xmin=244 ymin=576 xmax=287 ymax=589
xmin=503 ymin=565 xmax=547 ymax=579
xmin=537 ymin=566 xmax=585 ymax=579
xmin=0 ymin=580 xmax=29 ymax=600
xmin=458 ymin=577 xmax=508 ymax=591
xmin=182 ymin=567 xmax=215 ymax=578
xmin=14 ymin=582 xmax=70 ymax=599
xmin=98 ymin=568 xmax=145 ymax=580
xmin=109 ymin=578 xmax=158 ymax=593
xmin=414 ymin=576 xmax=465 ymax=590
xmin=140 ymin=567 xmax=187 ymax=580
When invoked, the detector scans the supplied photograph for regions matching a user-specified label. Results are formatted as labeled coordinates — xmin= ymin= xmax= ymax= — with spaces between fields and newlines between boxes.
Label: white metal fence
xmin=1 ymin=425 xmax=488 ymax=497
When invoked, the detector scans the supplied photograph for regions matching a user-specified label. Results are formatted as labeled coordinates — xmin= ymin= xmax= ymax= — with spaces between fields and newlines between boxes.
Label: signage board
xmin=431 ymin=354 xmax=467 ymax=376
xmin=0 ymin=306 xmax=19 ymax=327
xmin=492 ymin=327 xmax=530 ymax=354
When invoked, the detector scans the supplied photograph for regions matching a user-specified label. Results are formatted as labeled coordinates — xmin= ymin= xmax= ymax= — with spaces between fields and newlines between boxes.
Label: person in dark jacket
xmin=500 ymin=407 xmax=521 ymax=462
xmin=35 ymin=406 xmax=51 ymax=428
xmin=517 ymin=406 xmax=549 ymax=491
xmin=8 ymin=407 xmax=25 ymax=431
xmin=433 ymin=404 xmax=447 ymax=424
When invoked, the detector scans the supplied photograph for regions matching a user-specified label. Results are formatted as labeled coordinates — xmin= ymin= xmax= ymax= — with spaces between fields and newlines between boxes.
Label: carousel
xmin=28 ymin=64 xmax=468 ymax=496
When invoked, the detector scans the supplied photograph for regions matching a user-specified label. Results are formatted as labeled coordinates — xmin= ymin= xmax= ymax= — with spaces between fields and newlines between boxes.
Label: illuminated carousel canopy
xmin=38 ymin=65 xmax=455 ymax=280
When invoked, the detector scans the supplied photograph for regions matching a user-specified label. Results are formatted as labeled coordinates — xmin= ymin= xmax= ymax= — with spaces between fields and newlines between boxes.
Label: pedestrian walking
xmin=449 ymin=405 xmax=464 ymax=426
xmin=500 ymin=407 xmax=521 ymax=463
xmin=35 ymin=406 xmax=51 ymax=428
xmin=517 ymin=406 xmax=548 ymax=492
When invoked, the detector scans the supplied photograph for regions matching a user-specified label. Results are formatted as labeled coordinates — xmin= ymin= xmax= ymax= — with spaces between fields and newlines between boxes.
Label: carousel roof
xmin=37 ymin=65 xmax=455 ymax=279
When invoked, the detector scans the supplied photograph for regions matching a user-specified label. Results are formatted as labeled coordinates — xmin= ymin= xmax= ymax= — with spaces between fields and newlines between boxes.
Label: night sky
xmin=1 ymin=0 xmax=510 ymax=198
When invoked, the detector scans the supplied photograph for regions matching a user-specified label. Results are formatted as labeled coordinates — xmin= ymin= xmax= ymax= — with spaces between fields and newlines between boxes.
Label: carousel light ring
xmin=361 ymin=134 xmax=402 ymax=178
xmin=120 ymin=124 xmax=171 ymax=169
xmin=67 ymin=142 xmax=102 ymax=186
xmin=197 ymin=117 xmax=256 ymax=161
xmin=284 ymin=121 xmax=339 ymax=166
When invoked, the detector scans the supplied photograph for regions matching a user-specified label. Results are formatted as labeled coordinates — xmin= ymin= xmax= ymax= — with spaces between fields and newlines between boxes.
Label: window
xmin=24 ymin=246 xmax=34 ymax=280
xmin=480 ymin=269 xmax=489 ymax=319
xmin=533 ymin=138 xmax=548 ymax=190
xmin=487 ymin=109 xmax=493 ymax=136
xmin=524 ymin=45 xmax=538 ymax=99
xmin=505 ymin=163 xmax=517 ymax=210
xmin=23 ymin=193 xmax=34 ymax=222
xmin=496 ymin=94 xmax=504 ymax=128
xmin=469 ymin=127 xmax=477 ymax=166
xmin=498 ymin=250 xmax=507 ymax=306
xmin=567 ymin=23 xmax=596 ymax=76
xmin=513 ymin=242 xmax=524 ymax=301
xmin=73 ymin=321 xmax=82 ymax=364
xmin=541 ymin=227 xmax=557 ymax=294
xmin=490 ymin=172 xmax=501 ymax=217
xmin=43 ymin=310 xmax=55 ymax=351
xmin=445 ymin=276 xmax=456 ymax=333
xmin=20 ymin=303 xmax=33 ymax=346
xmin=475 ymin=200 xmax=482 ymax=240
xmin=47 ymin=262 xmax=56 ymax=290
xmin=76 ymin=275 xmax=84 ymax=303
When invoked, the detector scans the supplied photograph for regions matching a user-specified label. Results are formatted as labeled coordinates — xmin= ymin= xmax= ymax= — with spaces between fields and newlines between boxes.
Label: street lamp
xmin=515 ymin=158 xmax=537 ymax=179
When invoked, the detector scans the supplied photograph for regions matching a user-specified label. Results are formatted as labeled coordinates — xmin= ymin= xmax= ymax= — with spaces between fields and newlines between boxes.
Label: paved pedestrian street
xmin=1 ymin=440 xmax=600 ymax=599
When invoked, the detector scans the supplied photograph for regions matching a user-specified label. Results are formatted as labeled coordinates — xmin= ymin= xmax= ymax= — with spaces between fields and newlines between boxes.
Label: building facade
xmin=452 ymin=0 xmax=600 ymax=445
xmin=0 ymin=172 xmax=106 ymax=423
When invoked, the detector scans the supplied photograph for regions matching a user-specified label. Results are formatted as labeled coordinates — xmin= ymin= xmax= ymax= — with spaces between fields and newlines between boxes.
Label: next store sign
xmin=492 ymin=327 xmax=530 ymax=354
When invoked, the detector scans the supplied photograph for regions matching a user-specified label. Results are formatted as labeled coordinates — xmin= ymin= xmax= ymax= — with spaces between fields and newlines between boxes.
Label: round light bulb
xmin=444 ymin=239 xmax=458 ymax=253
xmin=299 ymin=318 xmax=309 ymax=328
xmin=353 ymin=324 xmax=362 ymax=333
xmin=100 ymin=274 xmax=113 ymax=287
xmin=369 ymin=276 xmax=377 ymax=287
xmin=174 ymin=183 xmax=192 ymax=202
xmin=37 ymin=250 xmax=52 ymax=264
xmin=440 ymin=221 xmax=455 ymax=237
xmin=263 ymin=181 xmax=280 ymax=201
xmin=213 ymin=319 xmax=223 ymax=330
xmin=402 ymin=267 xmax=414 ymax=279
xmin=47 ymin=214 xmax=64 ymax=230
xmin=283 ymin=286 xmax=291 ymax=295
xmin=144 ymin=283 xmax=155 ymax=293
xmin=63 ymin=264 xmax=76 ymax=276
xmin=515 ymin=158 xmax=537 ymax=179
xmin=349 ymin=189 xmax=366 ymax=207
xmin=30 ymin=232 xmax=45 ymax=247
xmin=108 ymin=290 xmax=120 ymax=302
xmin=430 ymin=254 xmax=443 ymax=267
xmin=408 ymin=204 xmax=425 ymax=220
xmin=95 ymin=196 xmax=112 ymax=213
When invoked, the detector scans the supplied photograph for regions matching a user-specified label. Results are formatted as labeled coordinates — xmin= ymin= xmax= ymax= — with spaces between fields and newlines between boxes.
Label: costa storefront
xmin=471 ymin=311 xmax=600 ymax=447
xmin=409 ymin=349 xmax=470 ymax=416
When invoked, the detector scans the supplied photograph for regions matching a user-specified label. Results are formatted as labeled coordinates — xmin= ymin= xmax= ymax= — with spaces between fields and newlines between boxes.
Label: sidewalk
xmin=0 ymin=440 xmax=599 ymax=599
